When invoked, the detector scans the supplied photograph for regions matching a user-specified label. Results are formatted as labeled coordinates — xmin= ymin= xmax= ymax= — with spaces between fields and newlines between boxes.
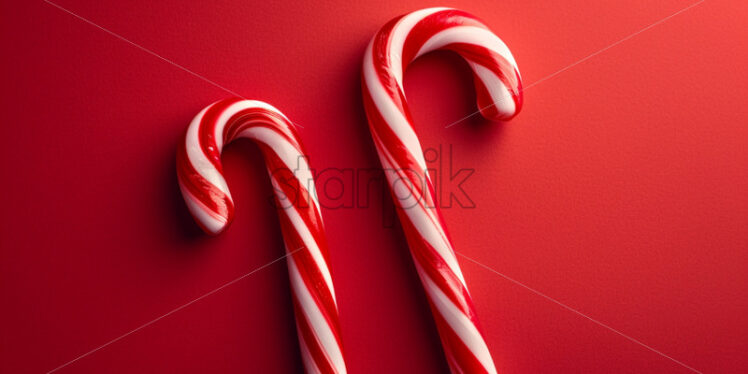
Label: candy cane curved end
xmin=362 ymin=8 xmax=523 ymax=374
xmin=177 ymin=99 xmax=292 ymax=235
xmin=176 ymin=98 xmax=346 ymax=373
xmin=364 ymin=7 xmax=522 ymax=124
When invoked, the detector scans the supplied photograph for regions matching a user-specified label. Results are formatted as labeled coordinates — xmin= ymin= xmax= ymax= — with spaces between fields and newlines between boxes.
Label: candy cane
xmin=361 ymin=8 xmax=522 ymax=373
xmin=176 ymin=98 xmax=346 ymax=374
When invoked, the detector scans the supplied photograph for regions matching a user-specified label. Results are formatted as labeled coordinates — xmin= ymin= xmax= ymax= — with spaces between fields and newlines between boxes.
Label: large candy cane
xmin=176 ymin=98 xmax=346 ymax=374
xmin=361 ymin=8 xmax=523 ymax=373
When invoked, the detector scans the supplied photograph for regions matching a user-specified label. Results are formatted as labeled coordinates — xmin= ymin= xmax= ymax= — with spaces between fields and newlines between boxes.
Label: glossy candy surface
xmin=362 ymin=8 xmax=522 ymax=373
xmin=177 ymin=98 xmax=346 ymax=374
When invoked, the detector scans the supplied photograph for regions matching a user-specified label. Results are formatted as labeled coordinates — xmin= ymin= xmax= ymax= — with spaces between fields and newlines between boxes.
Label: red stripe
xmin=224 ymin=107 xmax=300 ymax=148
xmin=369 ymin=17 xmax=411 ymax=121
xmin=278 ymin=206 xmax=342 ymax=348
xmin=176 ymin=132 xmax=234 ymax=225
xmin=401 ymin=9 xmax=487 ymax=65
xmin=431 ymin=303 xmax=491 ymax=373
xmin=444 ymin=42 xmax=522 ymax=118
xmin=197 ymin=98 xmax=242 ymax=172
xmin=398 ymin=10 xmax=522 ymax=119
xmin=397 ymin=207 xmax=475 ymax=318
xmin=361 ymin=83 xmax=430 ymax=202
xmin=291 ymin=292 xmax=336 ymax=373
xmin=260 ymin=147 xmax=328 ymax=257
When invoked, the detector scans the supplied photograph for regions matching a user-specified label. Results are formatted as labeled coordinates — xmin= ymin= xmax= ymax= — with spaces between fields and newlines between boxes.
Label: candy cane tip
xmin=479 ymin=105 xmax=519 ymax=122
xmin=176 ymin=180 xmax=234 ymax=235
xmin=202 ymin=221 xmax=229 ymax=236
xmin=475 ymin=71 xmax=523 ymax=122
xmin=191 ymin=210 xmax=232 ymax=236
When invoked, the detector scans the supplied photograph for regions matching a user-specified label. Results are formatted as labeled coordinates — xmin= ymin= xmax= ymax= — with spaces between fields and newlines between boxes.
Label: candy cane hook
xmin=176 ymin=98 xmax=346 ymax=374
xmin=361 ymin=8 xmax=523 ymax=373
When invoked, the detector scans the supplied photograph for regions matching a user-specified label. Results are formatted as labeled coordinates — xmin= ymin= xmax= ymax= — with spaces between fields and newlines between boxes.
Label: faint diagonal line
xmin=445 ymin=0 xmax=707 ymax=128
xmin=45 ymin=246 xmax=303 ymax=374
xmin=42 ymin=0 xmax=305 ymax=128
xmin=43 ymin=0 xmax=239 ymax=96
xmin=456 ymin=251 xmax=703 ymax=374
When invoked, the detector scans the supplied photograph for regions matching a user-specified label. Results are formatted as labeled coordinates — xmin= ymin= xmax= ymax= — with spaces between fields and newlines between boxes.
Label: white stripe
xmin=419 ymin=266 xmax=496 ymax=373
xmin=387 ymin=167 xmax=466 ymax=285
xmin=213 ymin=100 xmax=290 ymax=151
xmin=288 ymin=258 xmax=346 ymax=373
xmin=371 ymin=132 xmax=465 ymax=285
xmin=239 ymin=127 xmax=321 ymax=212
xmin=297 ymin=323 xmax=323 ymax=374
xmin=469 ymin=62 xmax=516 ymax=116
xmin=417 ymin=25 xmax=519 ymax=71
xmin=363 ymin=42 xmax=428 ymax=174
xmin=273 ymin=179 xmax=337 ymax=306
xmin=388 ymin=7 xmax=449 ymax=85
xmin=178 ymin=181 xmax=226 ymax=234
xmin=184 ymin=103 xmax=233 ymax=199
xmin=185 ymin=100 xmax=297 ymax=205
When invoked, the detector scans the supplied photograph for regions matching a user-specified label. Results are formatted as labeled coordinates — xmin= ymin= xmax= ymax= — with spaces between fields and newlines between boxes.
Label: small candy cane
xmin=177 ymin=98 xmax=346 ymax=373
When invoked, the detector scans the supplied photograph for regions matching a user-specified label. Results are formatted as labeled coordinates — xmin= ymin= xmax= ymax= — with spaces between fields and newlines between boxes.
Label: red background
xmin=2 ymin=0 xmax=747 ymax=373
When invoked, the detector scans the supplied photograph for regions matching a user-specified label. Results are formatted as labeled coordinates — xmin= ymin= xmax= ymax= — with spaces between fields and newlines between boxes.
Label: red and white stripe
xmin=362 ymin=8 xmax=523 ymax=373
xmin=176 ymin=98 xmax=346 ymax=374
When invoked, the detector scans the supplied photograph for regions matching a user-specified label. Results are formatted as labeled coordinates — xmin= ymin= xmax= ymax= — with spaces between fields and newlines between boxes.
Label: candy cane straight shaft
xmin=362 ymin=8 xmax=523 ymax=373
xmin=176 ymin=98 xmax=346 ymax=373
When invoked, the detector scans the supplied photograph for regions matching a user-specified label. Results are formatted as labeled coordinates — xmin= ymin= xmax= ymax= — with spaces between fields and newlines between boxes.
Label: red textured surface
xmin=1 ymin=0 xmax=747 ymax=373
